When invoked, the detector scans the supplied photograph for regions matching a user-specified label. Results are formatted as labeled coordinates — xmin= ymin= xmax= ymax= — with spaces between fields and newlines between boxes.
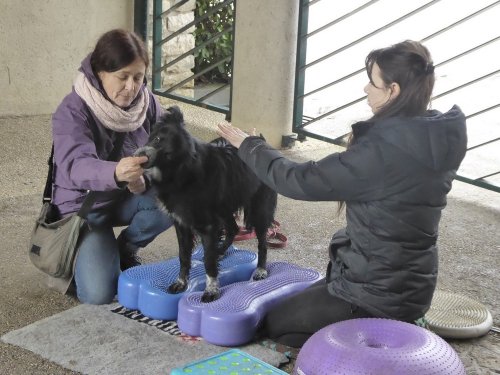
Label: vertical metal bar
xmin=226 ymin=0 xmax=236 ymax=121
xmin=293 ymin=1 xmax=309 ymax=132
xmin=134 ymin=0 xmax=148 ymax=41
xmin=152 ymin=0 xmax=163 ymax=91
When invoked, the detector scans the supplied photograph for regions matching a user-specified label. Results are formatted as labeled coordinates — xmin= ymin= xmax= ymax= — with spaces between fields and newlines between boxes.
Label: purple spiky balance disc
xmin=117 ymin=244 xmax=257 ymax=320
xmin=177 ymin=262 xmax=322 ymax=346
xmin=293 ymin=318 xmax=466 ymax=375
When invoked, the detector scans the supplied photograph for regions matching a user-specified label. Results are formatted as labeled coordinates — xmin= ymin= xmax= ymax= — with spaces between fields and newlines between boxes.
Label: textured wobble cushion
xmin=177 ymin=262 xmax=322 ymax=346
xmin=117 ymin=245 xmax=257 ymax=320
xmin=425 ymin=290 xmax=493 ymax=339
xmin=293 ymin=318 xmax=466 ymax=375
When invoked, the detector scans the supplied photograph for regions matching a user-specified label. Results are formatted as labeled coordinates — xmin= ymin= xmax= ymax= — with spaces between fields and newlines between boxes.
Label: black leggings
xmin=260 ymin=278 xmax=373 ymax=348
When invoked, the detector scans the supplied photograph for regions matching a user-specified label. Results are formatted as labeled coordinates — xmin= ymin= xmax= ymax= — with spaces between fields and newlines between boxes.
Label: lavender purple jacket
xmin=51 ymin=55 xmax=162 ymax=215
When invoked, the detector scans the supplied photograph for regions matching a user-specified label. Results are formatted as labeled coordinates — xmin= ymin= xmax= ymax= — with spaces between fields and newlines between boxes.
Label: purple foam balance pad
xmin=177 ymin=262 xmax=322 ymax=346
xmin=294 ymin=318 xmax=466 ymax=375
xmin=117 ymin=244 xmax=257 ymax=320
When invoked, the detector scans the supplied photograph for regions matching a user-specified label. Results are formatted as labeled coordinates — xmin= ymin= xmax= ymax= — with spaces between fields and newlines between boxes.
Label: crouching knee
xmin=76 ymin=284 xmax=116 ymax=305
xmin=137 ymin=209 xmax=175 ymax=236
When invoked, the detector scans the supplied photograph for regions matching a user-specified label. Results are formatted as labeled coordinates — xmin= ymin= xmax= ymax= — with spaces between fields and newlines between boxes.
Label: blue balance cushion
xmin=117 ymin=245 xmax=257 ymax=320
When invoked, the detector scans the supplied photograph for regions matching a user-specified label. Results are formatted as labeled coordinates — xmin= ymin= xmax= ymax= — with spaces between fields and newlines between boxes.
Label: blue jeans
xmin=74 ymin=189 xmax=173 ymax=304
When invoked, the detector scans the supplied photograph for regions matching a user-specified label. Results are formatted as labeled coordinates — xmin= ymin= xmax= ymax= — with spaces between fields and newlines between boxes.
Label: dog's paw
xmin=168 ymin=279 xmax=187 ymax=294
xmin=253 ymin=267 xmax=268 ymax=280
xmin=201 ymin=288 xmax=221 ymax=303
xmin=201 ymin=275 xmax=220 ymax=302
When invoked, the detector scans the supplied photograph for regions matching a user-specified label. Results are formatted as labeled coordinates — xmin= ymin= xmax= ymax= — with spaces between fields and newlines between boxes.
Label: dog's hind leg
xmin=248 ymin=185 xmax=277 ymax=280
xmin=199 ymin=228 xmax=222 ymax=302
xmin=168 ymin=223 xmax=194 ymax=294
xmin=217 ymin=215 xmax=239 ymax=257
xmin=253 ymin=224 xmax=269 ymax=280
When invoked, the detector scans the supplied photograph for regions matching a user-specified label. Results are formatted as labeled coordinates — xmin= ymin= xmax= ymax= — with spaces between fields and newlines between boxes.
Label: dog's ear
xmin=151 ymin=109 xmax=173 ymax=132
xmin=162 ymin=105 xmax=185 ymax=126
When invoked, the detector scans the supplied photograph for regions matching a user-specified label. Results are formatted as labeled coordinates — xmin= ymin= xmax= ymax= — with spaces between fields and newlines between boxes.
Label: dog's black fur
xmin=135 ymin=106 xmax=277 ymax=302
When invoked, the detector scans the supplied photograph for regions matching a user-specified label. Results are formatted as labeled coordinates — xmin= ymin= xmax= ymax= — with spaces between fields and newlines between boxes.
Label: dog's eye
xmin=153 ymin=136 xmax=161 ymax=144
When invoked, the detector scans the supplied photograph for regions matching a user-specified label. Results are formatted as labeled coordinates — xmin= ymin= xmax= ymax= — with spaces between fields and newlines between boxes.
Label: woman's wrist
xmin=114 ymin=171 xmax=127 ymax=189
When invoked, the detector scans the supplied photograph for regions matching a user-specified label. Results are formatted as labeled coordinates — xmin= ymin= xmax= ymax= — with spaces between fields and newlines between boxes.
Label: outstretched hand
xmin=217 ymin=122 xmax=256 ymax=149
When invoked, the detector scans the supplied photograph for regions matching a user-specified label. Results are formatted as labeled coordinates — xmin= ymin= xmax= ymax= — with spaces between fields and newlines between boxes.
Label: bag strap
xmin=42 ymin=145 xmax=55 ymax=203
xmin=45 ymin=132 xmax=127 ymax=219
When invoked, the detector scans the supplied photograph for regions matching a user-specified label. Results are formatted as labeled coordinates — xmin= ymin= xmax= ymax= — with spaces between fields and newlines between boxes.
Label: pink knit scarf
xmin=73 ymin=72 xmax=149 ymax=133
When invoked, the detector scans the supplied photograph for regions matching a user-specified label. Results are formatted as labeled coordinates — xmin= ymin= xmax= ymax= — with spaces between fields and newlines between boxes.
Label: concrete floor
xmin=0 ymin=99 xmax=499 ymax=374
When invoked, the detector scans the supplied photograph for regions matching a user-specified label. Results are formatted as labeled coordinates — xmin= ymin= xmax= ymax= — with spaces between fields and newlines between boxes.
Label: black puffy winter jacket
xmin=238 ymin=105 xmax=467 ymax=321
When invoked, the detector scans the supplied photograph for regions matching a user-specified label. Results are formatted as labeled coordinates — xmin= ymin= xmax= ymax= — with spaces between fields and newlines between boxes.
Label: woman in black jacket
xmin=217 ymin=40 xmax=467 ymax=348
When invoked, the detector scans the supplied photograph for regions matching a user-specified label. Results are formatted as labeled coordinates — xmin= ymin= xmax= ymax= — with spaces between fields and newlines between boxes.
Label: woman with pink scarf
xmin=51 ymin=29 xmax=173 ymax=304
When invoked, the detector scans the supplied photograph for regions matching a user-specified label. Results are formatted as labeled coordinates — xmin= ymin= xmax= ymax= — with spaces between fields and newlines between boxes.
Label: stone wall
xmin=0 ymin=0 xmax=134 ymax=116
xmin=147 ymin=0 xmax=196 ymax=97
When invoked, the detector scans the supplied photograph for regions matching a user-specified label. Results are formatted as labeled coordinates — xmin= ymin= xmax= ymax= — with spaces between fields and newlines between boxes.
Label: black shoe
xmin=120 ymin=252 xmax=141 ymax=271
xmin=117 ymin=234 xmax=142 ymax=271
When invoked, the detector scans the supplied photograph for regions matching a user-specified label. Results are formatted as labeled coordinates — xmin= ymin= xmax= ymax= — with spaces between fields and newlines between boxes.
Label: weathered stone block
xmin=163 ymin=0 xmax=196 ymax=13
xmin=162 ymin=55 xmax=195 ymax=73
xmin=162 ymin=71 xmax=194 ymax=88
xmin=166 ymin=13 xmax=195 ymax=33
xmin=163 ymin=34 xmax=195 ymax=56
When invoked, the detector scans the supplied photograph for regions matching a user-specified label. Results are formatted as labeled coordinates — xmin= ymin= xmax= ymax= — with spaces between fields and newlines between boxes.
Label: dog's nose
xmin=133 ymin=148 xmax=147 ymax=158
xmin=134 ymin=146 xmax=156 ymax=168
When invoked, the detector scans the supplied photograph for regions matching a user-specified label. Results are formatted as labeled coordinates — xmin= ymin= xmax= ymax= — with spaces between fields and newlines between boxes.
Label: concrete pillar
xmin=231 ymin=0 xmax=299 ymax=148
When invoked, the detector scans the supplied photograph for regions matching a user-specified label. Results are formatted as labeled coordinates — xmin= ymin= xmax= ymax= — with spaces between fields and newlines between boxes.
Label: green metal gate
xmin=151 ymin=0 xmax=235 ymax=116
xmin=294 ymin=0 xmax=500 ymax=192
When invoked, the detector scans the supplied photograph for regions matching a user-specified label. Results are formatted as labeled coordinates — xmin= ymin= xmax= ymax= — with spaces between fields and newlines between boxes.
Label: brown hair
xmin=365 ymin=40 xmax=435 ymax=120
xmin=90 ymin=29 xmax=149 ymax=74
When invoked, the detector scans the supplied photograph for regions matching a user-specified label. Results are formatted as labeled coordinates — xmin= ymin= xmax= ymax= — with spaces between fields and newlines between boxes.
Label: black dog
xmin=135 ymin=106 xmax=277 ymax=302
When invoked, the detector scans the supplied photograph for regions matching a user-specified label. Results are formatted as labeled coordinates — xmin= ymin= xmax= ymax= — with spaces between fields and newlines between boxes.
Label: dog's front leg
xmin=199 ymin=229 xmax=221 ymax=302
xmin=168 ymin=223 xmax=194 ymax=294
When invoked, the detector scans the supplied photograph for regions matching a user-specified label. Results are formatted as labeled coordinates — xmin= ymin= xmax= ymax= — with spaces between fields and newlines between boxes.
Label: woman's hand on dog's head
xmin=115 ymin=156 xmax=148 ymax=184
xmin=217 ymin=122 xmax=255 ymax=149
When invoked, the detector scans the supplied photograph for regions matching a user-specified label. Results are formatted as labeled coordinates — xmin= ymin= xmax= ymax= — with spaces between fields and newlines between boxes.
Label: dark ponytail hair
xmin=90 ymin=29 xmax=149 ymax=74
xmin=366 ymin=40 xmax=435 ymax=120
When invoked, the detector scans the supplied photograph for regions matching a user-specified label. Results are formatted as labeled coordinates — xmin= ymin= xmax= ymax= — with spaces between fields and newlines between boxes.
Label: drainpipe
xmin=134 ymin=0 xmax=148 ymax=41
